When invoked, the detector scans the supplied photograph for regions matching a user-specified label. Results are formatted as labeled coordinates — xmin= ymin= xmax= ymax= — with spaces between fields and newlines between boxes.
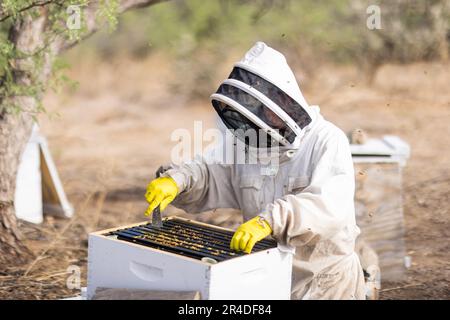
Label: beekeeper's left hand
xmin=230 ymin=216 xmax=272 ymax=254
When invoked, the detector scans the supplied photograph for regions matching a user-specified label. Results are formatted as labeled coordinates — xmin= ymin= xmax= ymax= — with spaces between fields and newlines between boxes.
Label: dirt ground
xmin=1 ymin=54 xmax=449 ymax=300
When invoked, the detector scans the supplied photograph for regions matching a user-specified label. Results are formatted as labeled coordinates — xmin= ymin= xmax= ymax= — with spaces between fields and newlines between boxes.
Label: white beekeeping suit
xmin=161 ymin=42 xmax=366 ymax=300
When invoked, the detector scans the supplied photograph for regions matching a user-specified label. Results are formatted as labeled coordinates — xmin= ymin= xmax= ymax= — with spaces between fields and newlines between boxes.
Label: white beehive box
xmin=14 ymin=124 xmax=73 ymax=224
xmin=351 ymin=135 xmax=410 ymax=281
xmin=87 ymin=217 xmax=293 ymax=300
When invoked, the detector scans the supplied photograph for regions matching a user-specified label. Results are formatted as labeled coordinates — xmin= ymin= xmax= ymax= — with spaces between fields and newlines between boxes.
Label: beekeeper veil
xmin=211 ymin=42 xmax=314 ymax=149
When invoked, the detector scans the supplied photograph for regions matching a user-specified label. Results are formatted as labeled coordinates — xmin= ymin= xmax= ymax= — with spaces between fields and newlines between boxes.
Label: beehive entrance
xmin=106 ymin=217 xmax=277 ymax=262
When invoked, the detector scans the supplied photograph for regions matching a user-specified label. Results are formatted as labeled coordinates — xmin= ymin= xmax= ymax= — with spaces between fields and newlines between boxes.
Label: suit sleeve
xmin=161 ymin=155 xmax=240 ymax=213
xmin=260 ymin=133 xmax=355 ymax=247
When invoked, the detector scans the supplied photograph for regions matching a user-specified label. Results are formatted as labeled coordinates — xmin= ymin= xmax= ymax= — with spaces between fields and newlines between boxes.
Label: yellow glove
xmin=230 ymin=216 xmax=272 ymax=254
xmin=144 ymin=176 xmax=178 ymax=216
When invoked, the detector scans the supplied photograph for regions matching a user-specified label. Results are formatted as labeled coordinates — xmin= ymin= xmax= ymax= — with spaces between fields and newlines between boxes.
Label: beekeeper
xmin=144 ymin=42 xmax=366 ymax=300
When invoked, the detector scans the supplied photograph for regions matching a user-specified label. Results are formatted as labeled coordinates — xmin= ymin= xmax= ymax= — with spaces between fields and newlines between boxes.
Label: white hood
xmin=211 ymin=41 xmax=315 ymax=150
xmin=235 ymin=41 xmax=311 ymax=118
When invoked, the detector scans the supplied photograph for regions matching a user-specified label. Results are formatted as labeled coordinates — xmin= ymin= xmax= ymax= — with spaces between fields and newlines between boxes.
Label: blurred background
xmin=4 ymin=0 xmax=449 ymax=299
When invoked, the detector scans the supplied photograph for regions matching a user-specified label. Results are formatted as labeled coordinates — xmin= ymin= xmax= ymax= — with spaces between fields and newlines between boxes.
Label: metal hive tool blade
xmin=151 ymin=205 xmax=163 ymax=229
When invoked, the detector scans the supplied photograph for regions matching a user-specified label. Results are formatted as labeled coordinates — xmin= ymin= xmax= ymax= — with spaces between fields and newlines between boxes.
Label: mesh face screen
xmin=212 ymin=99 xmax=279 ymax=148
xmin=228 ymin=67 xmax=311 ymax=129
xmin=214 ymin=84 xmax=296 ymax=144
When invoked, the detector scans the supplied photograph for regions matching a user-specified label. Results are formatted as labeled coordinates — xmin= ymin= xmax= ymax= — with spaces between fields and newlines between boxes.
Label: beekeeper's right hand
xmin=144 ymin=177 xmax=178 ymax=216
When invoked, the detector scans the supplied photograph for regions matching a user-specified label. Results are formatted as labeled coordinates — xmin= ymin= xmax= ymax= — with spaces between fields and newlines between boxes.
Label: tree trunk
xmin=0 ymin=111 xmax=33 ymax=264
xmin=0 ymin=0 xmax=167 ymax=263
xmin=0 ymin=14 xmax=49 ymax=264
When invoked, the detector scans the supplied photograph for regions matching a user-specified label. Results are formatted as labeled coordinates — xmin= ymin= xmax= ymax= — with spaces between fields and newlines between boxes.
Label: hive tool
xmin=151 ymin=166 xmax=167 ymax=229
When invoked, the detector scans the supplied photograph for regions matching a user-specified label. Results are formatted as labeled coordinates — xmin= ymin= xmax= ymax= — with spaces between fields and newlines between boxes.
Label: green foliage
xmin=1 ymin=0 xmax=26 ymax=19
xmin=84 ymin=0 xmax=360 ymax=60
xmin=48 ymin=56 xmax=79 ymax=94
xmin=97 ymin=0 xmax=120 ymax=32
xmin=85 ymin=0 xmax=449 ymax=63
xmin=0 ymin=0 xmax=120 ymax=115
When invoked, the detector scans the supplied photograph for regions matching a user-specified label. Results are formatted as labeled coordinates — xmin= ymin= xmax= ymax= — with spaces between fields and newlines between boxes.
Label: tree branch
xmin=59 ymin=0 xmax=169 ymax=52
xmin=0 ymin=0 xmax=59 ymax=23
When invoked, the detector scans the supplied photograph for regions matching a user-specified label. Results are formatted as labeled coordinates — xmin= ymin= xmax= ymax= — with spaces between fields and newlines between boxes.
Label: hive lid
xmin=351 ymin=135 xmax=410 ymax=165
